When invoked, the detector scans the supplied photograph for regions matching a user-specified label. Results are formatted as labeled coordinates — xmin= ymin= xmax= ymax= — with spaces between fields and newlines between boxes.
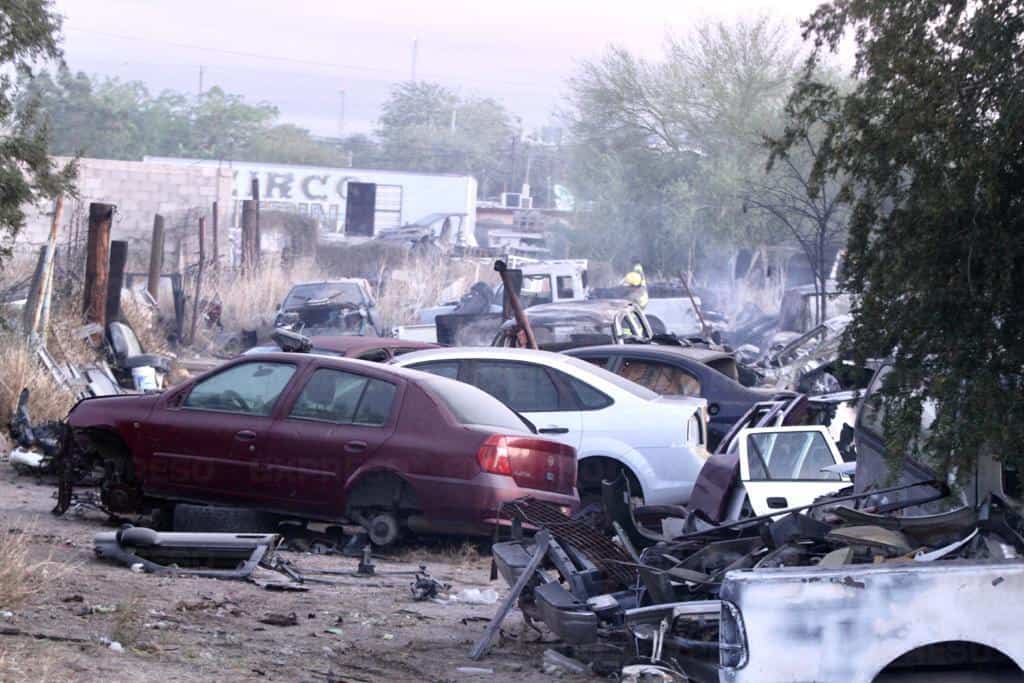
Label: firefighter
xmin=621 ymin=261 xmax=648 ymax=308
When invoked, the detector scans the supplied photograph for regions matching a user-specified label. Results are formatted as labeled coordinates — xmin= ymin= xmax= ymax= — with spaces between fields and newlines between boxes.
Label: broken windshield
xmin=283 ymin=283 xmax=365 ymax=310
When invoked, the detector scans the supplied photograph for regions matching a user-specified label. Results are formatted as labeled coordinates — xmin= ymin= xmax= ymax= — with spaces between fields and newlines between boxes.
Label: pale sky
xmin=53 ymin=0 xmax=827 ymax=136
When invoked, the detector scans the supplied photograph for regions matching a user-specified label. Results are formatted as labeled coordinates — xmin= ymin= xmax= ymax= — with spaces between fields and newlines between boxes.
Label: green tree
xmin=781 ymin=0 xmax=1024 ymax=477
xmin=564 ymin=18 xmax=801 ymax=274
xmin=185 ymin=86 xmax=277 ymax=160
xmin=0 ymin=0 xmax=75 ymax=265
xmin=376 ymin=81 xmax=516 ymax=196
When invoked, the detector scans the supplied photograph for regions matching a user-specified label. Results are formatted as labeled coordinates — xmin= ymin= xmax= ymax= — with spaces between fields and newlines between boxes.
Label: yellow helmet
xmin=624 ymin=271 xmax=644 ymax=287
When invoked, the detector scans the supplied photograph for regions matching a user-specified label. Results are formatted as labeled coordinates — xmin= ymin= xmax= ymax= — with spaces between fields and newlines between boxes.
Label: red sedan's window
xmin=184 ymin=362 xmax=296 ymax=416
xmin=289 ymin=368 xmax=396 ymax=427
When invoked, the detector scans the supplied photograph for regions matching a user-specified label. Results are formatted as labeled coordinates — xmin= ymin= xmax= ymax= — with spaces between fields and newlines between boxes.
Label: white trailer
xmin=145 ymin=157 xmax=477 ymax=243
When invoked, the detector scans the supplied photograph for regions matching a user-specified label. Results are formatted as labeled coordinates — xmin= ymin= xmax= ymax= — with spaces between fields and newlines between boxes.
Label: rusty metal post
xmin=147 ymin=215 xmax=165 ymax=302
xmin=495 ymin=260 xmax=537 ymax=350
xmin=105 ymin=240 xmax=128 ymax=323
xmin=189 ymin=216 xmax=206 ymax=345
xmin=82 ymin=203 xmax=114 ymax=326
xmin=240 ymin=199 xmax=258 ymax=274
xmin=678 ymin=270 xmax=710 ymax=337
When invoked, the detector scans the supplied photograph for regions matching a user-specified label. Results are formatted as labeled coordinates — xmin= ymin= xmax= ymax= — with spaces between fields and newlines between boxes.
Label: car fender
xmin=576 ymin=438 xmax=659 ymax=499
xmin=341 ymin=464 xmax=429 ymax=515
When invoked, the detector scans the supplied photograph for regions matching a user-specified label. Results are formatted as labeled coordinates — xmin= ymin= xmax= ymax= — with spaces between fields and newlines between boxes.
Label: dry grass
xmin=374 ymin=254 xmax=496 ymax=331
xmin=0 ymin=527 xmax=66 ymax=612
xmin=110 ymin=595 xmax=145 ymax=648
xmin=0 ymin=334 xmax=77 ymax=426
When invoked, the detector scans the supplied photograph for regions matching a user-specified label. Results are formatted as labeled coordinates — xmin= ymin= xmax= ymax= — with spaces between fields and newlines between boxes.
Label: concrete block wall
xmin=17 ymin=157 xmax=234 ymax=269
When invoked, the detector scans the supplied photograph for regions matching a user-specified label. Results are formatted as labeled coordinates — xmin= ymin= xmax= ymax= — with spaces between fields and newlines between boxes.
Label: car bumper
xmin=405 ymin=472 xmax=578 ymax=536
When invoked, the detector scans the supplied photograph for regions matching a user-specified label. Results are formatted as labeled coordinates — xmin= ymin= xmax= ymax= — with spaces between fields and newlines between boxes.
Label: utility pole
xmin=338 ymin=89 xmax=346 ymax=137
xmin=411 ymin=38 xmax=418 ymax=82
xmin=198 ymin=65 xmax=205 ymax=96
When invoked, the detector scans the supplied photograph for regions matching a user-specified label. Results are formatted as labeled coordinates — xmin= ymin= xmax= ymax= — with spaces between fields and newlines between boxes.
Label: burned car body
xmin=493 ymin=300 xmax=653 ymax=351
xmin=273 ymin=279 xmax=379 ymax=336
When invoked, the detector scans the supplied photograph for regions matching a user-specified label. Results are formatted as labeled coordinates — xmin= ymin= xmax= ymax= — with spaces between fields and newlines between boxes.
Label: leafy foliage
xmin=787 ymin=0 xmax=1024 ymax=477
xmin=564 ymin=18 xmax=804 ymax=274
xmin=0 ymin=0 xmax=76 ymax=265
xmin=19 ymin=68 xmax=374 ymax=167
xmin=375 ymin=82 xmax=517 ymax=197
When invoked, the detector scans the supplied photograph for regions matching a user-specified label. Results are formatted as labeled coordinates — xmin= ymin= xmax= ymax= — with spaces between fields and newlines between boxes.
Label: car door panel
xmin=469 ymin=360 xmax=583 ymax=451
xmin=738 ymin=426 xmax=849 ymax=516
xmin=262 ymin=365 xmax=400 ymax=516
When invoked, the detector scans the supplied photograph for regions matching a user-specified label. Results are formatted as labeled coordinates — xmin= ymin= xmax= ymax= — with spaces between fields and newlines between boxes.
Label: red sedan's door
xmin=143 ymin=359 xmax=298 ymax=505
xmin=261 ymin=364 xmax=401 ymax=516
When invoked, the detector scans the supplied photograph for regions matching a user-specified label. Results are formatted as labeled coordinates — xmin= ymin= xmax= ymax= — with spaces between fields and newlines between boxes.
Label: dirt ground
xmin=0 ymin=465 xmax=590 ymax=683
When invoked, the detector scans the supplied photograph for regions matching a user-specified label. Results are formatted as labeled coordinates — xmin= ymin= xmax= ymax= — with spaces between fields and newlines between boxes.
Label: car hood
xmin=66 ymin=393 xmax=161 ymax=428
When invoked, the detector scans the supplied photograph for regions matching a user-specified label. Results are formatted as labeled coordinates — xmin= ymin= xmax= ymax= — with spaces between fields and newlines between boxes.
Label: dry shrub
xmin=375 ymin=254 xmax=495 ymax=330
xmin=0 ymin=334 xmax=76 ymax=426
xmin=0 ymin=527 xmax=65 ymax=611
xmin=210 ymin=259 xmax=327 ymax=334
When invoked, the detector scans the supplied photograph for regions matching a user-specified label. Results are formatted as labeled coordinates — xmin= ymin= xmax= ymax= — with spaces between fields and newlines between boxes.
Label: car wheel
xmin=365 ymin=511 xmax=402 ymax=547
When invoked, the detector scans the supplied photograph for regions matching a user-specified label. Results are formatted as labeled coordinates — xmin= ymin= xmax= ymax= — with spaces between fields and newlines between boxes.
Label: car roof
xmin=392 ymin=346 xmax=574 ymax=366
xmin=309 ymin=335 xmax=438 ymax=355
xmin=566 ymin=344 xmax=735 ymax=364
xmin=237 ymin=351 xmax=432 ymax=383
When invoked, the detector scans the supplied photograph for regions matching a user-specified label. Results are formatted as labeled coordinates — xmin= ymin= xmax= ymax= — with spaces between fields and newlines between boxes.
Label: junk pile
xmin=477 ymin=485 xmax=1024 ymax=681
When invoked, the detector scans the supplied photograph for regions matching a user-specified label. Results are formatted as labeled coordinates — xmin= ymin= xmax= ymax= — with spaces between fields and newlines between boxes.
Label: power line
xmin=63 ymin=26 xmax=563 ymax=92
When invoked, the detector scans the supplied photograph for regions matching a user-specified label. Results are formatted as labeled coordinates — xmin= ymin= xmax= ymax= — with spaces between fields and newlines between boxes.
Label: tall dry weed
xmin=0 ymin=335 xmax=76 ymax=426
xmin=0 ymin=527 xmax=66 ymax=611
xmin=374 ymin=254 xmax=494 ymax=331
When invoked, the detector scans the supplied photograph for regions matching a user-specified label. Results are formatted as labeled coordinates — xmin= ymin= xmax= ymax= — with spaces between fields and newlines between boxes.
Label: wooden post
xmin=21 ymin=246 xmax=48 ymax=334
xmin=251 ymin=177 xmax=261 ymax=266
xmin=82 ymin=203 xmax=114 ymax=326
xmin=147 ymin=215 xmax=165 ymax=302
xmin=211 ymin=200 xmax=219 ymax=272
xmin=105 ymin=240 xmax=128 ymax=323
xmin=189 ymin=216 xmax=206 ymax=345
xmin=240 ymin=199 xmax=259 ymax=274
xmin=23 ymin=196 xmax=65 ymax=338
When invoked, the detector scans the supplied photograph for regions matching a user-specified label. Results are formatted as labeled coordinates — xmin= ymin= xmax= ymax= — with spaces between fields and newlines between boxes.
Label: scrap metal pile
xmin=479 ymin=486 xmax=1024 ymax=681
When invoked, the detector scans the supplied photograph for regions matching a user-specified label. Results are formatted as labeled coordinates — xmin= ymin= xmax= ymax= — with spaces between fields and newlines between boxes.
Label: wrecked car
xmin=566 ymin=345 xmax=791 ymax=450
xmin=273 ymin=279 xmax=379 ymax=336
xmin=56 ymin=353 xmax=578 ymax=546
xmin=483 ymin=363 xmax=1024 ymax=682
xmin=392 ymin=347 xmax=709 ymax=506
xmin=374 ymin=212 xmax=475 ymax=251
xmin=492 ymin=300 xmax=653 ymax=350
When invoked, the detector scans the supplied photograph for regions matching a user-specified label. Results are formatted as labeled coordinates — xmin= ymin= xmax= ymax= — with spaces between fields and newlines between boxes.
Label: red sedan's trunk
xmin=476 ymin=435 xmax=577 ymax=494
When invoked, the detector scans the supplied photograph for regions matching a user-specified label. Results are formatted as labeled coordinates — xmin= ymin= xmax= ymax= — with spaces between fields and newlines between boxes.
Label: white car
xmin=391 ymin=347 xmax=709 ymax=505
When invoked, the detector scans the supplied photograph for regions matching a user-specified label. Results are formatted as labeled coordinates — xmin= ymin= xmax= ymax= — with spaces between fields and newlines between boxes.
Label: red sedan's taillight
xmin=476 ymin=435 xmax=577 ymax=493
xmin=477 ymin=434 xmax=513 ymax=475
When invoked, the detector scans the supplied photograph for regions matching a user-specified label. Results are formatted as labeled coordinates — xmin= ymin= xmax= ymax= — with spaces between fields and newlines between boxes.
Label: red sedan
xmin=62 ymin=353 xmax=578 ymax=545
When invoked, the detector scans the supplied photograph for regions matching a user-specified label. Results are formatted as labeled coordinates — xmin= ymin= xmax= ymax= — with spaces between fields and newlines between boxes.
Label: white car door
xmin=738 ymin=426 xmax=850 ymax=517
xmin=471 ymin=360 xmax=583 ymax=450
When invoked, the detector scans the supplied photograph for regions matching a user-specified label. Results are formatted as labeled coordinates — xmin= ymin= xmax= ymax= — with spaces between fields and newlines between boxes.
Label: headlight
xmin=720 ymin=600 xmax=748 ymax=669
